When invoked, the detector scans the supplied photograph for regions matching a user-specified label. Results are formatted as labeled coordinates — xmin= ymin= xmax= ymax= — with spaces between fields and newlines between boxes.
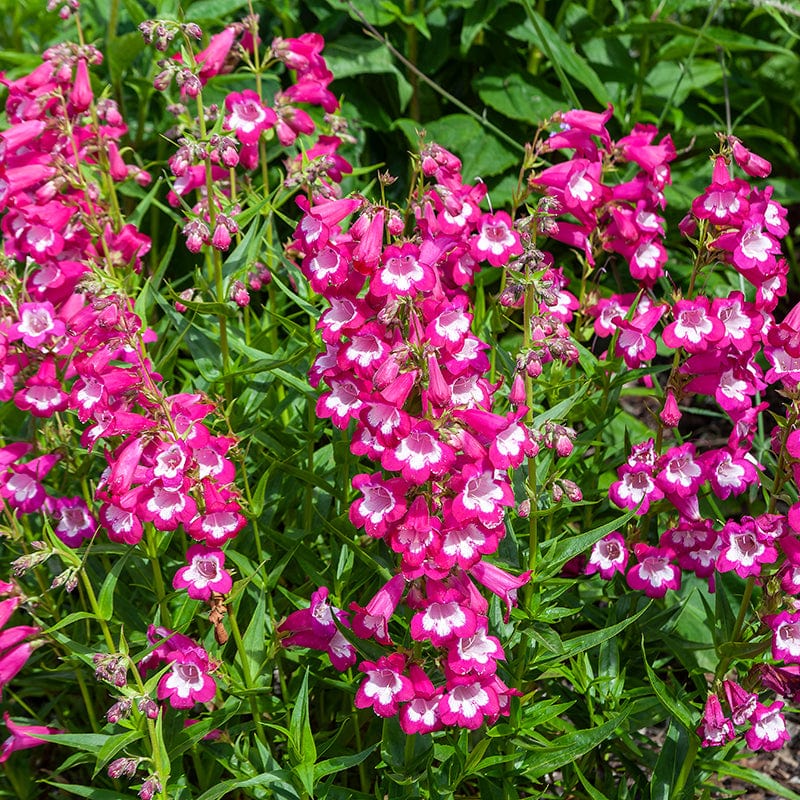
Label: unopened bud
xmin=108 ymin=756 xmax=139 ymax=779
xmin=139 ymin=775 xmax=162 ymax=800
xmin=660 ymin=390 xmax=682 ymax=428
xmin=106 ymin=698 xmax=133 ymax=724
xmin=183 ymin=22 xmax=203 ymax=40
xmin=137 ymin=697 xmax=159 ymax=719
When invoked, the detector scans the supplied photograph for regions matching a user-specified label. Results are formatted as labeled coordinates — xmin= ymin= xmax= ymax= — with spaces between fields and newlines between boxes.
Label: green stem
xmin=79 ymin=568 xmax=116 ymax=653
xmin=129 ymin=660 xmax=170 ymax=799
xmin=227 ymin=602 xmax=269 ymax=747
xmin=351 ymin=707 xmax=369 ymax=793
xmin=145 ymin=527 xmax=172 ymax=628
xmin=523 ymin=262 xmax=538 ymax=574
xmin=672 ymin=730 xmax=699 ymax=797
xmin=714 ymin=576 xmax=755 ymax=682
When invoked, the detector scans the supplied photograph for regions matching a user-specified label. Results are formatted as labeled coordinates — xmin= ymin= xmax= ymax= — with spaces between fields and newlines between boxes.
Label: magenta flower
xmin=350 ymin=574 xmax=405 ymax=646
xmin=697 ymin=695 xmax=735 ymax=748
xmin=469 ymin=561 xmax=531 ymax=622
xmin=662 ymin=297 xmax=724 ymax=353
xmin=278 ymin=587 xmax=356 ymax=672
xmin=399 ymin=665 xmax=443 ymax=735
xmin=438 ymin=679 xmax=499 ymax=730
xmin=765 ymin=610 xmax=800 ymax=663
xmin=0 ymin=712 xmax=63 ymax=763
xmin=50 ymin=496 xmax=96 ymax=548
xmin=716 ymin=520 xmax=776 ymax=579
xmin=173 ymin=545 xmax=232 ymax=601
xmin=224 ymin=90 xmax=276 ymax=145
xmin=9 ymin=302 xmax=65 ymax=349
xmin=585 ymin=533 xmax=629 ymax=580
xmin=744 ymin=701 xmax=789 ymax=751
xmin=626 ymin=544 xmax=680 ymax=598
xmin=354 ymin=653 xmax=414 ymax=717
xmin=470 ymin=211 xmax=522 ymax=267
xmin=157 ymin=647 xmax=217 ymax=710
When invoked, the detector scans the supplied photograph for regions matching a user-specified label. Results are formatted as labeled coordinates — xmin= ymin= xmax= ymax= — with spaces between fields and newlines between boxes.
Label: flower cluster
xmin=145 ymin=22 xmax=349 ymax=256
xmin=0 ymin=27 xmax=249 ymax=730
xmin=531 ymin=113 xmax=798 ymax=751
xmin=284 ymin=143 xmax=533 ymax=731
xmin=531 ymin=105 xmax=676 ymax=288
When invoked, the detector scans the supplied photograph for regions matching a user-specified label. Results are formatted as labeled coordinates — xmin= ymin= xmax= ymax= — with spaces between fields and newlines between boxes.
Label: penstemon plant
xmin=0 ymin=2 xmax=799 ymax=800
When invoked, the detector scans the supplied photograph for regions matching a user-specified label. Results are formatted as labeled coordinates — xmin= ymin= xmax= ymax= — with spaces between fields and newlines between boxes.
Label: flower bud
xmin=108 ymin=757 xmax=139 ymax=779
xmin=660 ymin=390 xmax=681 ymax=428
xmin=137 ymin=697 xmax=159 ymax=719
xmin=106 ymin=698 xmax=132 ymax=724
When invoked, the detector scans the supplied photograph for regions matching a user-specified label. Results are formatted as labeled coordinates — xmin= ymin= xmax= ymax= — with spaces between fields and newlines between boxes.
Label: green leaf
xmin=314 ymin=744 xmax=378 ymax=780
xmin=518 ymin=709 xmax=631 ymax=779
xmin=194 ymin=771 xmax=300 ymax=800
xmin=475 ymin=71 xmax=564 ymax=125
xmin=183 ymin=0 xmax=253 ymax=20
xmin=713 ymin=763 xmax=800 ymax=800
xmin=93 ymin=730 xmax=144 ymax=779
xmin=461 ymin=0 xmax=506 ymax=52
xmin=642 ymin=639 xmax=696 ymax=729
xmin=535 ymin=603 xmax=649 ymax=664
xmin=507 ymin=9 xmax=612 ymax=107
xmin=240 ymin=591 xmax=266 ymax=677
xmin=42 ymin=783 xmax=135 ymax=800
xmin=40 ymin=612 xmax=97 ymax=634
xmin=650 ymin=721 xmax=690 ymax=800
xmin=394 ymin=113 xmax=520 ymax=180
xmin=36 ymin=733 xmax=112 ymax=755
xmin=96 ymin=550 xmax=131 ymax=621
xmin=288 ymin=669 xmax=316 ymax=797
xmin=573 ymin=762 xmax=613 ymax=800
xmin=323 ymin=35 xmax=413 ymax=111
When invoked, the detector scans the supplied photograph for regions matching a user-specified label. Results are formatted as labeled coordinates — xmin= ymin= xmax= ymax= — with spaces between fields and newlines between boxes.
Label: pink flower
xmin=410 ymin=601 xmax=478 ymax=647
xmin=438 ymin=679 xmax=499 ymax=730
xmin=765 ymin=610 xmax=800 ymax=663
xmin=224 ymin=90 xmax=276 ymax=145
xmin=585 ymin=533 xmax=629 ymax=580
xmin=0 ymin=712 xmax=63 ymax=763
xmin=723 ymin=680 xmax=758 ymax=726
xmin=470 ymin=212 xmax=522 ymax=267
xmin=744 ymin=701 xmax=789 ymax=751
xmin=9 ymin=302 xmax=65 ymax=349
xmin=69 ymin=59 xmax=92 ymax=111
xmin=399 ymin=665 xmax=443 ymax=735
xmin=716 ymin=519 xmax=776 ymax=579
xmin=157 ymin=647 xmax=217 ymax=709
xmin=446 ymin=622 xmax=504 ymax=677
xmin=0 ymin=641 xmax=36 ymax=696
xmin=195 ymin=27 xmax=238 ymax=82
xmin=609 ymin=463 xmax=663 ymax=515
xmin=730 ymin=137 xmax=772 ymax=178
xmin=469 ymin=561 xmax=530 ymax=622
xmin=173 ymin=545 xmax=232 ymax=601
xmin=350 ymin=574 xmax=405 ymax=645
xmin=662 ymin=297 xmax=723 ymax=353
xmin=50 ymin=496 xmax=96 ymax=548
xmin=697 ymin=695 xmax=735 ymax=748
xmin=354 ymin=653 xmax=414 ymax=717
xmin=626 ymin=544 xmax=680 ymax=598
xmin=278 ymin=587 xmax=356 ymax=672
